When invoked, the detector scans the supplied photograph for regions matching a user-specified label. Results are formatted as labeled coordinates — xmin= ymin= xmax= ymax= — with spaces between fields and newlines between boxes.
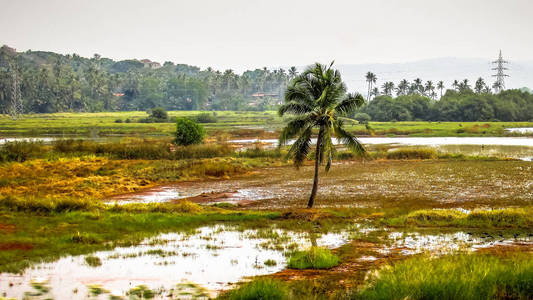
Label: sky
xmin=1 ymin=0 xmax=533 ymax=73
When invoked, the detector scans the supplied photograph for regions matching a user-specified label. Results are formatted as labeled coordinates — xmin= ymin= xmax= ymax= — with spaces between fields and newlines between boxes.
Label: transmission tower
xmin=491 ymin=50 xmax=509 ymax=93
xmin=6 ymin=65 xmax=24 ymax=120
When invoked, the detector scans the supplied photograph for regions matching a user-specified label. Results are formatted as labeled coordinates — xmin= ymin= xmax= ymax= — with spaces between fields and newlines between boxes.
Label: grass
xmin=287 ymin=247 xmax=340 ymax=269
xmin=353 ymin=253 xmax=533 ymax=300
xmin=84 ymin=255 xmax=102 ymax=267
xmin=220 ymin=278 xmax=289 ymax=300
xmin=387 ymin=208 xmax=533 ymax=229
xmin=1 ymin=112 xmax=533 ymax=137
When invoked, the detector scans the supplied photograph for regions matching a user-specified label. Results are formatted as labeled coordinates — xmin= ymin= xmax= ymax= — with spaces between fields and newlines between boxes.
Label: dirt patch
xmin=269 ymin=241 xmax=409 ymax=288
xmin=280 ymin=209 xmax=336 ymax=221
xmin=0 ymin=242 xmax=34 ymax=251
xmin=0 ymin=223 xmax=15 ymax=233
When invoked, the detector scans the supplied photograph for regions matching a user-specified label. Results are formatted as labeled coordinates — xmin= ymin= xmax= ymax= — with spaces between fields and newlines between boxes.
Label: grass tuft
xmin=222 ymin=278 xmax=289 ymax=300
xmin=287 ymin=246 xmax=339 ymax=269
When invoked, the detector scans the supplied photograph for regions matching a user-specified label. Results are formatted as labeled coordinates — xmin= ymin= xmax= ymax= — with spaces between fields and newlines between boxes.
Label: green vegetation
xmin=287 ymin=247 xmax=340 ymax=269
xmin=174 ymin=118 xmax=205 ymax=145
xmin=0 ymin=45 xmax=290 ymax=113
xmin=221 ymin=278 xmax=289 ymax=300
xmin=390 ymin=208 xmax=533 ymax=229
xmin=354 ymin=253 xmax=533 ymax=300
xmin=84 ymin=255 xmax=102 ymax=267
xmin=386 ymin=147 xmax=438 ymax=160
xmin=279 ymin=62 xmax=366 ymax=207
xmin=361 ymin=89 xmax=533 ymax=122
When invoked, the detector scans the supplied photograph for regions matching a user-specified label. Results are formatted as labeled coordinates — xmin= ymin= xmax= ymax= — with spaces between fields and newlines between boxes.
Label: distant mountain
xmin=331 ymin=58 xmax=533 ymax=94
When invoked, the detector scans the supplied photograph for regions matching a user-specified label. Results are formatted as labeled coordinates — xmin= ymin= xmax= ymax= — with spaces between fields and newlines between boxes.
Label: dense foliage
xmin=360 ymin=89 xmax=533 ymax=122
xmin=175 ymin=118 xmax=205 ymax=145
xmin=0 ymin=45 xmax=293 ymax=113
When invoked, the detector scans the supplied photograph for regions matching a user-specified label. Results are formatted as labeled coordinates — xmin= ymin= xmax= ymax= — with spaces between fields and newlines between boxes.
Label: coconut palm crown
xmin=278 ymin=62 xmax=366 ymax=208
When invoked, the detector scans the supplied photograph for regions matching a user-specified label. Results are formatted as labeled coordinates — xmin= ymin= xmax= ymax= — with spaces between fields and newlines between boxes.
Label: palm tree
xmin=397 ymin=79 xmax=409 ymax=96
xmin=365 ymin=72 xmax=377 ymax=100
xmin=413 ymin=78 xmax=423 ymax=94
xmin=424 ymin=80 xmax=435 ymax=98
xmin=288 ymin=66 xmax=298 ymax=79
xmin=474 ymin=77 xmax=485 ymax=94
xmin=437 ymin=81 xmax=444 ymax=98
xmin=279 ymin=62 xmax=366 ymax=208
xmin=452 ymin=80 xmax=460 ymax=91
xmin=381 ymin=81 xmax=395 ymax=96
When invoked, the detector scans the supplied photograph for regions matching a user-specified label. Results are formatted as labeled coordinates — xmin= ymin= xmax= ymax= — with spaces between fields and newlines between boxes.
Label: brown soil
xmin=0 ymin=242 xmax=34 ymax=251
xmin=0 ymin=223 xmax=15 ymax=233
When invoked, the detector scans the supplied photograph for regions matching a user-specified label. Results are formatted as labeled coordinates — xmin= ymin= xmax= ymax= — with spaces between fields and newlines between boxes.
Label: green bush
xmin=354 ymin=112 xmax=371 ymax=124
xmin=223 ymin=279 xmax=289 ymax=300
xmin=175 ymin=118 xmax=205 ymax=146
xmin=354 ymin=253 xmax=533 ymax=300
xmin=288 ymin=247 xmax=339 ymax=269
xmin=196 ymin=112 xmax=218 ymax=123
xmin=149 ymin=107 xmax=168 ymax=120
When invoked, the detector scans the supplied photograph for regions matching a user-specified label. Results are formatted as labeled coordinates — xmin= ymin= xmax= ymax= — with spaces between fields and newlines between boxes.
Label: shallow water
xmin=505 ymin=127 xmax=533 ymax=133
xmin=385 ymin=231 xmax=532 ymax=255
xmin=0 ymin=226 xmax=349 ymax=299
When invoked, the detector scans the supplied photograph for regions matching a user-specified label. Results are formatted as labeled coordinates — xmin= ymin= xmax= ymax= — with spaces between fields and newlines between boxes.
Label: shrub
xmin=223 ymin=279 xmax=289 ymax=300
xmin=386 ymin=147 xmax=438 ymax=160
xmin=354 ymin=112 xmax=371 ymax=124
xmin=175 ymin=118 xmax=205 ymax=146
xmin=288 ymin=247 xmax=339 ymax=269
xmin=149 ymin=107 xmax=168 ymax=121
xmin=196 ymin=112 xmax=218 ymax=123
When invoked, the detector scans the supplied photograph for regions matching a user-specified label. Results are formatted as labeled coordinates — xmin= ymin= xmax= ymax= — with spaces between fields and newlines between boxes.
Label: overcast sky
xmin=1 ymin=0 xmax=532 ymax=72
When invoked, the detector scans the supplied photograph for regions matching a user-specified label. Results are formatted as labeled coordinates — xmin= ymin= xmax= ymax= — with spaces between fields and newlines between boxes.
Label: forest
xmin=1 ymin=45 xmax=533 ymax=122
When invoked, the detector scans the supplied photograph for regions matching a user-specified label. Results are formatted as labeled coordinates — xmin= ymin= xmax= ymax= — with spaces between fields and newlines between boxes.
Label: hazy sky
xmin=1 ymin=0 xmax=532 ymax=72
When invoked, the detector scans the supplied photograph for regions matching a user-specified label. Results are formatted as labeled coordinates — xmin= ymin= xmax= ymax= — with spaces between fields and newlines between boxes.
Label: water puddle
xmin=384 ymin=231 xmax=532 ymax=256
xmin=0 ymin=226 xmax=349 ymax=299
xmin=505 ymin=127 xmax=533 ymax=133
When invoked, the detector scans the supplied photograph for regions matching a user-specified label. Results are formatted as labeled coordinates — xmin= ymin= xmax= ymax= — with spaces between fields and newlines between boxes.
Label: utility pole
xmin=491 ymin=50 xmax=509 ymax=93
xmin=7 ymin=64 xmax=23 ymax=119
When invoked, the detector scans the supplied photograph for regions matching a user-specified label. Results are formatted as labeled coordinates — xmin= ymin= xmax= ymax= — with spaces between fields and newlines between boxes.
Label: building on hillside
xmin=139 ymin=59 xmax=161 ymax=69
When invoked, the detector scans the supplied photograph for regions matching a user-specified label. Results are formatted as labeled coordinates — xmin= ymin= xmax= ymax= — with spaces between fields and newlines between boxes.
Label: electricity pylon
xmin=491 ymin=50 xmax=509 ymax=93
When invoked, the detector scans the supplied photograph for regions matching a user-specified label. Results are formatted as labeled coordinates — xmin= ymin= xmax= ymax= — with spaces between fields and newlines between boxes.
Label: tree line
xmin=0 ymin=45 xmax=295 ymax=113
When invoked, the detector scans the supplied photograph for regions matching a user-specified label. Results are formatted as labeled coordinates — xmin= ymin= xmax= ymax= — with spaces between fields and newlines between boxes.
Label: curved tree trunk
xmin=308 ymin=127 xmax=323 ymax=208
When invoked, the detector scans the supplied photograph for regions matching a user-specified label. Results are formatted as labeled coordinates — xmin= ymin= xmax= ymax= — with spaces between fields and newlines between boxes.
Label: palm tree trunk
xmin=308 ymin=127 xmax=323 ymax=208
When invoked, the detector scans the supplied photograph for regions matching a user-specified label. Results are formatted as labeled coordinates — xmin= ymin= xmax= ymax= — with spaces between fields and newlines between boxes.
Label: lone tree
xmin=278 ymin=62 xmax=366 ymax=208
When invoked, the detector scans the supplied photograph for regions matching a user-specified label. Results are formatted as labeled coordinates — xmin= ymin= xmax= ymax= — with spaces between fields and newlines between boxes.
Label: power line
xmin=491 ymin=50 xmax=509 ymax=93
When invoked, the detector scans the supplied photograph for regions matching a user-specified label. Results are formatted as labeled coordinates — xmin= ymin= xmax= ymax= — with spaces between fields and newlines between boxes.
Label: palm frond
xmin=333 ymin=122 xmax=366 ymax=156
xmin=278 ymin=115 xmax=313 ymax=146
xmin=335 ymin=93 xmax=365 ymax=116
xmin=287 ymin=125 xmax=313 ymax=168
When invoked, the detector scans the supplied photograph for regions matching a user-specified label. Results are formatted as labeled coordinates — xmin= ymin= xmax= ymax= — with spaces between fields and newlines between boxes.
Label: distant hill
xmin=333 ymin=57 xmax=533 ymax=94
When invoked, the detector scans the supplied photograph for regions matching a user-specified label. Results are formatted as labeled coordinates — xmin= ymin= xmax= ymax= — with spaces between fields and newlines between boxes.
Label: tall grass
xmin=0 ymin=141 xmax=47 ymax=162
xmin=396 ymin=208 xmax=533 ymax=229
xmin=287 ymin=246 xmax=340 ymax=269
xmin=386 ymin=147 xmax=438 ymax=160
xmin=221 ymin=279 xmax=289 ymax=300
xmin=354 ymin=253 xmax=533 ymax=300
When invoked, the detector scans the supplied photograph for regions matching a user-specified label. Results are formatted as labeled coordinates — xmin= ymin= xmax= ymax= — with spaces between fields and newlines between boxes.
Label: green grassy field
xmin=1 ymin=111 xmax=533 ymax=137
